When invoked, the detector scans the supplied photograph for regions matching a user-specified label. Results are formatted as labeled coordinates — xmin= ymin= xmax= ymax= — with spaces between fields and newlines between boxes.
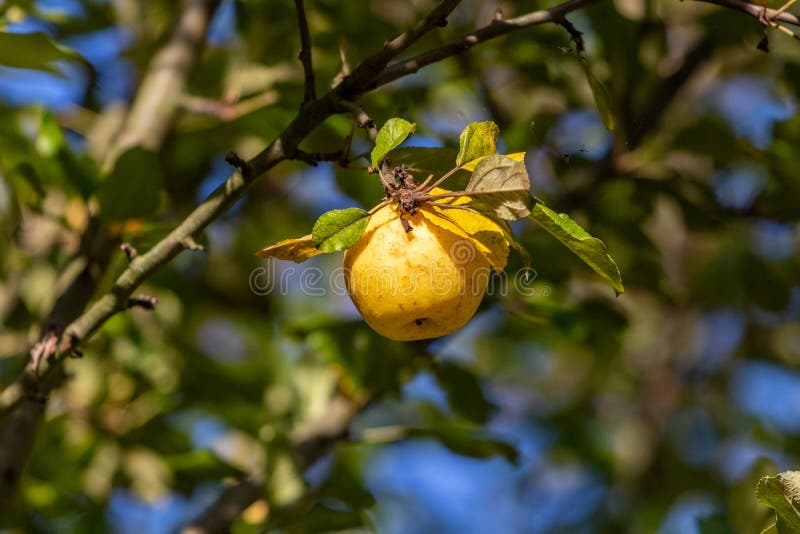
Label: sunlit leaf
xmin=254 ymin=234 xmax=323 ymax=262
xmin=371 ymin=118 xmax=416 ymax=168
xmin=530 ymin=202 xmax=624 ymax=295
xmin=311 ymin=207 xmax=370 ymax=252
xmin=456 ymin=120 xmax=499 ymax=167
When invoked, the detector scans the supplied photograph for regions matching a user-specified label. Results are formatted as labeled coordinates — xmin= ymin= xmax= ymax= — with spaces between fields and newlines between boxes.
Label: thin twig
xmin=294 ymin=0 xmax=316 ymax=104
xmin=343 ymin=0 xmax=464 ymax=91
xmin=120 ymin=242 xmax=138 ymax=261
xmin=691 ymin=0 xmax=800 ymax=26
xmin=556 ymin=16 xmax=585 ymax=57
xmin=292 ymin=149 xmax=345 ymax=166
xmin=428 ymin=202 xmax=480 ymax=212
xmin=128 ymin=295 xmax=158 ymax=310
xmin=772 ymin=0 xmax=798 ymax=18
xmin=3 ymin=0 xmax=663 ymax=524
xmin=770 ymin=19 xmax=800 ymax=39
xmin=423 ymin=164 xmax=466 ymax=191
xmin=180 ymin=91 xmax=279 ymax=121
xmin=415 ymin=173 xmax=435 ymax=191
xmin=372 ymin=0 xmax=603 ymax=88
xmin=368 ymin=199 xmax=393 ymax=215
xmin=335 ymin=99 xmax=378 ymax=143
xmin=0 ymin=0 xmax=222 ymax=514
xmin=105 ymin=0 xmax=223 ymax=169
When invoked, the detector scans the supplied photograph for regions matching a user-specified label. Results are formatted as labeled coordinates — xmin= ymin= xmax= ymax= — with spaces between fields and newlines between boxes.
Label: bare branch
xmin=106 ymin=0 xmax=222 ymax=168
xmin=556 ymin=16 xmax=585 ymax=58
xmin=343 ymin=0 xmax=463 ymax=91
xmin=294 ymin=0 xmax=317 ymax=104
xmin=0 ymin=0 xmax=221 ymax=514
xmin=181 ymin=476 xmax=264 ymax=534
xmin=120 ymin=242 xmax=138 ymax=261
xmin=128 ymin=295 xmax=158 ymax=310
xmin=692 ymin=0 xmax=800 ymax=26
xmin=335 ymin=99 xmax=378 ymax=143
xmin=292 ymin=149 xmax=346 ymax=166
xmin=4 ymin=0 xmax=697 ymax=521
xmin=373 ymin=0 xmax=602 ymax=88
xmin=179 ymin=91 xmax=279 ymax=121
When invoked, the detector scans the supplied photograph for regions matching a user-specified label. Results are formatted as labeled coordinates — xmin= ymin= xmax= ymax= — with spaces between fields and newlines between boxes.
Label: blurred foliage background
xmin=1 ymin=0 xmax=799 ymax=532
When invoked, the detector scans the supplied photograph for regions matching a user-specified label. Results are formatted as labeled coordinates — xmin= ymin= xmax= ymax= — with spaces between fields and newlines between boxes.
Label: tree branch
xmin=335 ymin=99 xmax=378 ymax=143
xmin=0 ymin=0 xmax=679 ymax=522
xmin=692 ymin=0 xmax=800 ymax=26
xmin=372 ymin=0 xmax=603 ymax=88
xmin=342 ymin=0 xmax=463 ymax=92
xmin=106 ymin=0 xmax=222 ymax=168
xmin=0 ymin=0 xmax=221 ymax=514
xmin=294 ymin=0 xmax=317 ymax=104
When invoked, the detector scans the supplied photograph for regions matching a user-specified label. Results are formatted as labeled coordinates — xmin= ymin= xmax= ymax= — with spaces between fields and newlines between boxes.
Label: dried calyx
xmin=370 ymin=163 xmax=464 ymax=231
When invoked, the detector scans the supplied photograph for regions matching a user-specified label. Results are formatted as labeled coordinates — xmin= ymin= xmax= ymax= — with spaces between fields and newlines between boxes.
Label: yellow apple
xmin=343 ymin=201 xmax=505 ymax=341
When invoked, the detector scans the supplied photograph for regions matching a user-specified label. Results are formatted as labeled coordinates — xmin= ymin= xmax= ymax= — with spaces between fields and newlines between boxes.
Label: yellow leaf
xmin=421 ymin=188 xmax=509 ymax=271
xmin=254 ymin=234 xmax=322 ymax=263
xmin=462 ymin=151 xmax=526 ymax=172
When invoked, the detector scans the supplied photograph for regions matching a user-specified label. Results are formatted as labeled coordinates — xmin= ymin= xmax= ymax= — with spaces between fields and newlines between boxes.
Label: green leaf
xmin=97 ymin=147 xmax=163 ymax=220
xmin=433 ymin=363 xmax=496 ymax=424
xmin=406 ymin=427 xmax=518 ymax=462
xmin=371 ymin=118 xmax=416 ymax=168
xmin=362 ymin=424 xmax=518 ymax=462
xmin=0 ymin=31 xmax=83 ymax=75
xmin=464 ymin=154 xmax=532 ymax=220
xmin=756 ymin=471 xmax=800 ymax=534
xmin=456 ymin=121 xmax=499 ymax=167
xmin=697 ymin=515 xmax=735 ymax=534
xmin=529 ymin=202 xmax=624 ymax=295
xmin=311 ymin=208 xmax=370 ymax=252
xmin=583 ymin=62 xmax=615 ymax=131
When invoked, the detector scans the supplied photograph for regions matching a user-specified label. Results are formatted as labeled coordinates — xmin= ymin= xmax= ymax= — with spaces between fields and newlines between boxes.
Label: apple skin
xmin=343 ymin=203 xmax=491 ymax=341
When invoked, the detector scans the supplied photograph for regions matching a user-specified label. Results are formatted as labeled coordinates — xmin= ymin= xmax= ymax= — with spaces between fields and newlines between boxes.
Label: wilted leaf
xmin=254 ymin=234 xmax=323 ymax=262
xmin=0 ymin=31 xmax=83 ymax=75
xmin=97 ymin=147 xmax=163 ymax=220
xmin=456 ymin=121 xmax=499 ymax=167
xmin=371 ymin=118 xmax=416 ymax=168
xmin=311 ymin=208 xmax=370 ymax=252
xmin=757 ymin=471 xmax=800 ymax=533
xmin=530 ymin=202 xmax=624 ymax=295
xmin=583 ymin=62 xmax=615 ymax=131
xmin=464 ymin=154 xmax=532 ymax=220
